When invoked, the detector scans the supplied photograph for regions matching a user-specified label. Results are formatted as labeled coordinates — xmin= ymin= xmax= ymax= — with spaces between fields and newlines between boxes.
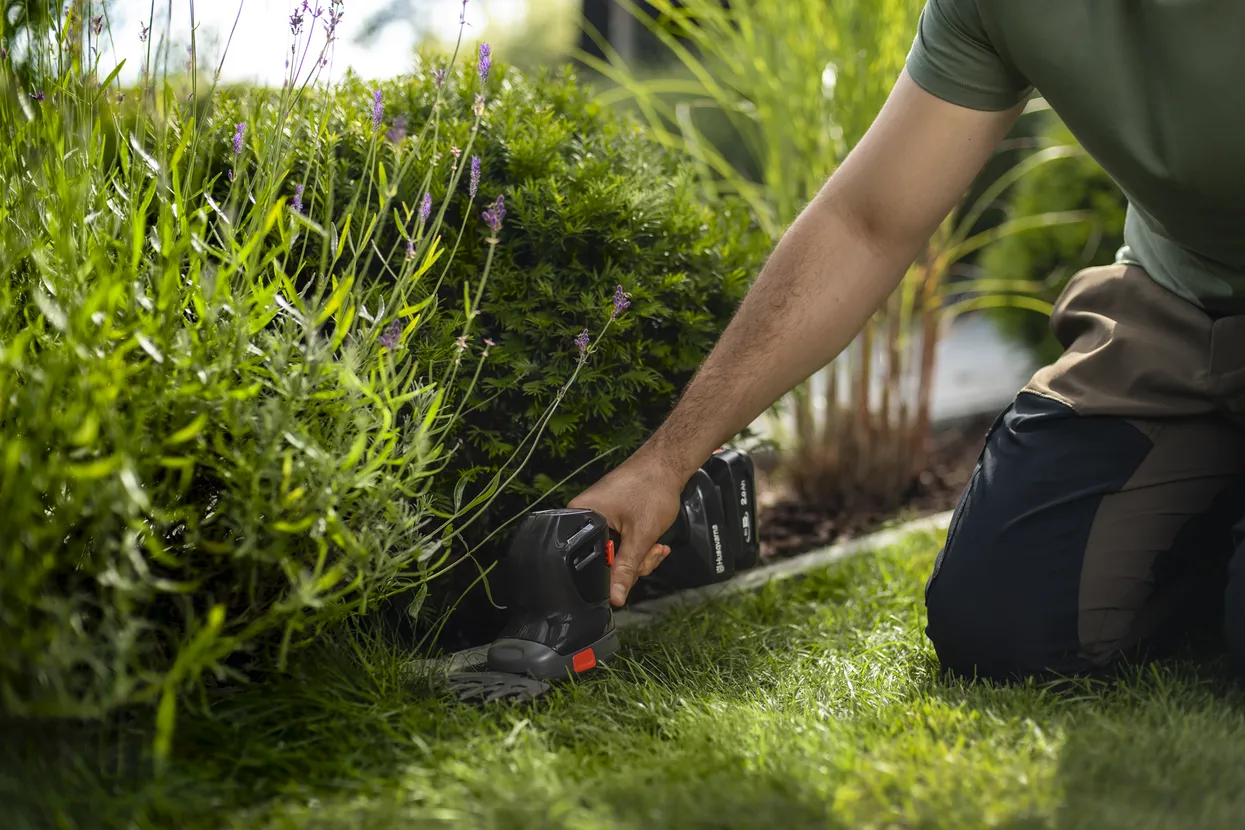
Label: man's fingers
xmin=611 ymin=539 xmax=672 ymax=605
xmin=638 ymin=544 xmax=670 ymax=577
xmin=609 ymin=534 xmax=658 ymax=607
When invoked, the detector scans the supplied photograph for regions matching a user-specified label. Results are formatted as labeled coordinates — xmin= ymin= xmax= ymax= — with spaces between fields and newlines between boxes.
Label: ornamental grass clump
xmin=0 ymin=2 xmax=588 ymax=751
xmin=585 ymin=0 xmax=1092 ymax=513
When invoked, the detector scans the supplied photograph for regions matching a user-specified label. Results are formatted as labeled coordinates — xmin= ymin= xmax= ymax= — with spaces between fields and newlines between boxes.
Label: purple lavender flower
xmin=0 ymin=47 xmax=7 ymax=61
xmin=292 ymin=183 xmax=304 ymax=213
xmin=386 ymin=115 xmax=407 ymax=144
xmin=574 ymin=329 xmax=591 ymax=360
xmin=371 ymin=89 xmax=383 ymax=132
xmin=419 ymin=193 xmax=432 ymax=223
xmin=456 ymin=334 xmax=470 ymax=352
xmin=478 ymin=43 xmax=492 ymax=84
xmin=611 ymin=285 xmax=631 ymax=319
xmin=325 ymin=4 xmax=344 ymax=42
xmin=30 ymin=90 xmax=44 ymax=102
xmin=232 ymin=122 xmax=245 ymax=156
xmin=473 ymin=94 xmax=485 ymax=118
xmin=469 ymin=156 xmax=481 ymax=198
xmin=433 ymin=68 xmax=448 ymax=88
xmin=481 ymin=195 xmax=506 ymax=238
xmin=91 ymin=15 xmax=104 ymax=36
xmin=290 ymin=10 xmax=305 ymax=35
xmin=379 ymin=320 xmax=402 ymax=350
xmin=139 ymin=22 xmax=149 ymax=42
xmin=460 ymin=0 xmax=469 ymax=24
xmin=228 ymin=169 xmax=235 ymax=183
xmin=406 ymin=239 xmax=416 ymax=259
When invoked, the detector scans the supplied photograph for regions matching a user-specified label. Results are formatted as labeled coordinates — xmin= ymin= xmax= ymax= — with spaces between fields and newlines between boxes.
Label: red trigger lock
xmin=605 ymin=538 xmax=615 ymax=566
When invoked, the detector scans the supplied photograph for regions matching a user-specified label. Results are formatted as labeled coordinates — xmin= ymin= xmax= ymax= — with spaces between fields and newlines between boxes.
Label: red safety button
xmin=572 ymin=648 xmax=596 ymax=673
xmin=605 ymin=539 xmax=615 ymax=566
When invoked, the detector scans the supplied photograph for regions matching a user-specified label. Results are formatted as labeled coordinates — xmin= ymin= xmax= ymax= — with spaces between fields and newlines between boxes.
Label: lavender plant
xmin=0 ymin=1 xmax=625 ymax=758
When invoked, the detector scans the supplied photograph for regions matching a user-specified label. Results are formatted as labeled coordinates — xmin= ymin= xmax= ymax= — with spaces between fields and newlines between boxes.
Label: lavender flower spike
xmin=419 ymin=193 xmax=432 ymax=223
xmin=292 ymin=183 xmax=304 ymax=213
xmin=387 ymin=115 xmax=407 ymax=144
xmin=469 ymin=156 xmax=481 ymax=198
xmin=433 ymin=68 xmax=448 ymax=88
xmin=611 ymin=285 xmax=631 ymax=319
xmin=232 ymin=122 xmax=245 ymax=156
xmin=371 ymin=89 xmax=384 ymax=132
xmin=481 ymin=195 xmax=506 ymax=238
xmin=478 ymin=43 xmax=492 ymax=84
xmin=379 ymin=320 xmax=402 ymax=350
xmin=574 ymin=329 xmax=591 ymax=360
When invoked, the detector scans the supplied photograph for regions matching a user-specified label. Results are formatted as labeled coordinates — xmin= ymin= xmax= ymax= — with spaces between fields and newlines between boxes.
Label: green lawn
xmin=8 ymin=530 xmax=1245 ymax=829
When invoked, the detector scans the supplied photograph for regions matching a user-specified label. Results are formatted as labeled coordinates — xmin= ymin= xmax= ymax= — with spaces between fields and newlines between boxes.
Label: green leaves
xmin=0 ymin=56 xmax=491 ymax=725
xmin=0 ymin=54 xmax=761 ymax=728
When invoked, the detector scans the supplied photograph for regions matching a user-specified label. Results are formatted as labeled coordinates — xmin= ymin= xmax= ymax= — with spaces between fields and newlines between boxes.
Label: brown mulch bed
xmin=756 ymin=412 xmax=996 ymax=561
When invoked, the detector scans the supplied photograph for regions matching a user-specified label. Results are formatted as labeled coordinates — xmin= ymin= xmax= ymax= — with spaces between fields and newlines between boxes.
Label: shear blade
xmin=446 ymin=670 xmax=552 ymax=703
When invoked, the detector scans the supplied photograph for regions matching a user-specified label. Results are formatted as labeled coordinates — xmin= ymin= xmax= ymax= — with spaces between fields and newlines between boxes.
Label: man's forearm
xmin=637 ymin=192 xmax=926 ymax=483
xmin=628 ymin=73 xmax=1023 ymax=485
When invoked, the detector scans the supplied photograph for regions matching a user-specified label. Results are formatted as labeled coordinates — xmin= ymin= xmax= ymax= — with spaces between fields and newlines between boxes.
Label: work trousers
xmin=926 ymin=264 xmax=1245 ymax=681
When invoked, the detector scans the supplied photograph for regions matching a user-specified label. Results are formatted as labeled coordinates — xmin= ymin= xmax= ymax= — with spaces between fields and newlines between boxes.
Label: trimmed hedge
xmin=206 ymin=62 xmax=765 ymax=642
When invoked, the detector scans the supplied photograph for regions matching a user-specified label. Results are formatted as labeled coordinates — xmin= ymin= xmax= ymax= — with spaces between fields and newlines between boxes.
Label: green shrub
xmin=410 ymin=65 xmax=763 ymax=515
xmin=194 ymin=61 xmax=763 ymax=645
xmin=978 ymin=114 xmax=1128 ymax=364
xmin=211 ymin=61 xmax=764 ymax=559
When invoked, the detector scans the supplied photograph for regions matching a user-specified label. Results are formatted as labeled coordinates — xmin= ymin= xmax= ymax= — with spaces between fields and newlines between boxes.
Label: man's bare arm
xmin=571 ymin=72 xmax=1024 ymax=605
xmin=640 ymin=72 xmax=1023 ymax=482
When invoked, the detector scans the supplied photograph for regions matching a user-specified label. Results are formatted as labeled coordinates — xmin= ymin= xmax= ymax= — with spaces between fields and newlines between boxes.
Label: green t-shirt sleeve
xmin=905 ymin=0 xmax=1033 ymax=111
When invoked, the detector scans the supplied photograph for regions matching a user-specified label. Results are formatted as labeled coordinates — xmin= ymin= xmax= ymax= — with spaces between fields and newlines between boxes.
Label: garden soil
xmin=755 ymin=412 xmax=994 ymax=561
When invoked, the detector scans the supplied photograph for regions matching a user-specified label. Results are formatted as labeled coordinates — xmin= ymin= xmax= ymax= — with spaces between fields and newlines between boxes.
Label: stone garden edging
xmin=437 ymin=509 xmax=955 ymax=675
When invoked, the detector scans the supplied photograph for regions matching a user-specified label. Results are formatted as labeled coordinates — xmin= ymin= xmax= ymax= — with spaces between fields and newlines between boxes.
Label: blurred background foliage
xmin=417 ymin=0 xmax=1127 ymax=369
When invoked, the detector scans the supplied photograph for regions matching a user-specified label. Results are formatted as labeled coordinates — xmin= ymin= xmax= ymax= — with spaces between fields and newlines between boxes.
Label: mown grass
xmin=7 ymin=529 xmax=1245 ymax=829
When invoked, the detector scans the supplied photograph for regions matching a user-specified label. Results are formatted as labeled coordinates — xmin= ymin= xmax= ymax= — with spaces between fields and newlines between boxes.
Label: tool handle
xmin=603 ymin=509 xmax=684 ymax=566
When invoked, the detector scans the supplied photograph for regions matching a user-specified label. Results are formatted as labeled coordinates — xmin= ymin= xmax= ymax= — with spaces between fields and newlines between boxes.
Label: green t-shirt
xmin=906 ymin=0 xmax=1245 ymax=314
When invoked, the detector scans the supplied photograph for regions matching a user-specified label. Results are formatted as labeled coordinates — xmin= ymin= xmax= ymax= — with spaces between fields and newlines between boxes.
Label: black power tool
xmin=446 ymin=448 xmax=758 ymax=702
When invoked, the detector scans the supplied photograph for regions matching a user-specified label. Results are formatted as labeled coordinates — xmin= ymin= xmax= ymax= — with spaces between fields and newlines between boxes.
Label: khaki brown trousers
xmin=925 ymin=264 xmax=1245 ymax=681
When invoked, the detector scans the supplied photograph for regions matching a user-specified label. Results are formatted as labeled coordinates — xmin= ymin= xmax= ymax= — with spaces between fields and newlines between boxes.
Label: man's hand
xmin=568 ymin=450 xmax=683 ymax=606
xmin=572 ymin=72 xmax=1023 ymax=606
